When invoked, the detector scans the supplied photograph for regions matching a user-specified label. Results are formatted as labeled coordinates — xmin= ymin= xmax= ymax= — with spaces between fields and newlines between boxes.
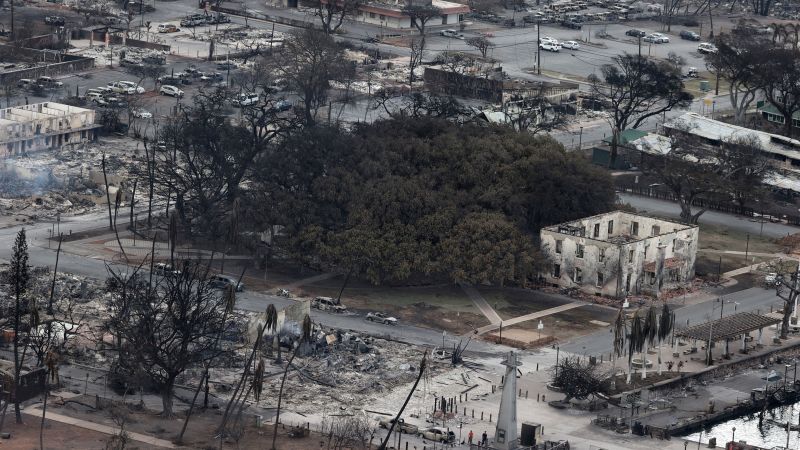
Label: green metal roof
xmin=761 ymin=103 xmax=800 ymax=120
xmin=601 ymin=129 xmax=649 ymax=146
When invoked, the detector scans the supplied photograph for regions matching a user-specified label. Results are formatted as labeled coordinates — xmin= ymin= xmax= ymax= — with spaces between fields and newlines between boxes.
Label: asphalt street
xmin=619 ymin=193 xmax=800 ymax=239
xmin=0 ymin=210 xmax=508 ymax=360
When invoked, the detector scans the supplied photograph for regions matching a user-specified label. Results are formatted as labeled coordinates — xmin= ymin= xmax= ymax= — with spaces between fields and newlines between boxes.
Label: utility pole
xmin=638 ymin=35 xmax=642 ymax=58
xmin=745 ymin=233 xmax=750 ymax=263
xmin=537 ymin=21 xmax=541 ymax=75
xmin=9 ymin=0 xmax=15 ymax=42
xmin=715 ymin=69 xmax=720 ymax=95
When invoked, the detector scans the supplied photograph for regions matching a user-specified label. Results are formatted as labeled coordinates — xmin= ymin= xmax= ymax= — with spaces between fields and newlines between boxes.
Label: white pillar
xmin=495 ymin=352 xmax=522 ymax=450
xmin=758 ymin=328 xmax=763 ymax=346
xmin=741 ymin=334 xmax=746 ymax=352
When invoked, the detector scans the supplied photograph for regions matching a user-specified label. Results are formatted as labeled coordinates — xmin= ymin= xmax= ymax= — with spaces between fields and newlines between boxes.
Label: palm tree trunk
xmin=378 ymin=352 xmax=427 ymax=450
xmin=641 ymin=344 xmax=648 ymax=380
xmin=626 ymin=358 xmax=632 ymax=384
xmin=271 ymin=346 xmax=300 ymax=450
xmin=39 ymin=386 xmax=48 ymax=450
xmin=176 ymin=370 xmax=206 ymax=444
xmin=657 ymin=337 xmax=663 ymax=376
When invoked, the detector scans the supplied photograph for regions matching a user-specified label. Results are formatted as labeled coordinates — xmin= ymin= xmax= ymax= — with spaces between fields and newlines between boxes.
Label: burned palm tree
xmin=627 ymin=309 xmax=644 ymax=384
xmin=179 ymin=284 xmax=248 ymax=444
xmin=657 ymin=302 xmax=675 ymax=376
xmin=642 ymin=305 xmax=659 ymax=380
xmin=272 ymin=315 xmax=313 ymax=450
xmin=218 ymin=302 xmax=278 ymax=443
xmin=379 ymin=350 xmax=428 ymax=450
xmin=612 ymin=307 xmax=626 ymax=370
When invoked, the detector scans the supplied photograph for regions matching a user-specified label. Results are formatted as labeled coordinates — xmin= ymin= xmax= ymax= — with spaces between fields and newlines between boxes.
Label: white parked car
xmin=159 ymin=85 xmax=184 ymax=97
xmin=86 ymin=92 xmax=106 ymax=104
xmin=108 ymin=81 xmax=136 ymax=95
xmin=440 ymin=29 xmax=463 ymax=38
xmin=233 ymin=92 xmax=259 ymax=107
xmin=698 ymin=42 xmax=718 ymax=54
xmin=651 ymin=32 xmax=670 ymax=42
xmin=118 ymin=80 xmax=145 ymax=94
xmin=561 ymin=40 xmax=580 ymax=50
xmin=132 ymin=108 xmax=152 ymax=119
xmin=643 ymin=34 xmax=662 ymax=43
xmin=420 ymin=427 xmax=455 ymax=443
xmin=539 ymin=42 xmax=561 ymax=52
xmin=36 ymin=76 xmax=63 ymax=87
xmin=366 ymin=312 xmax=398 ymax=325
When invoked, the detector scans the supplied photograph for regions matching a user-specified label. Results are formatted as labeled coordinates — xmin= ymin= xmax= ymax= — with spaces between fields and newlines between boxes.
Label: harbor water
xmin=685 ymin=401 xmax=800 ymax=449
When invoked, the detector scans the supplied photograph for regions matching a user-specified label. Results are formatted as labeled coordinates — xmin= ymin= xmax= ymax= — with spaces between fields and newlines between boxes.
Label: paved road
xmin=619 ymin=193 xmax=800 ymax=239
xmin=560 ymin=286 xmax=786 ymax=356
xmin=0 ymin=212 xmax=508 ymax=359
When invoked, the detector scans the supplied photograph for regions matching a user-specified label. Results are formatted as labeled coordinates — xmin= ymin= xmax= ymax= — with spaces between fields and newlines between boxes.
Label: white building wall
xmin=0 ymin=103 xmax=97 ymax=157
xmin=540 ymin=211 xmax=698 ymax=298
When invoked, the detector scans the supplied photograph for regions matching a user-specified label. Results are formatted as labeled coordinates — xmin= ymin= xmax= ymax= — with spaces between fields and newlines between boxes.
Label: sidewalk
xmin=23 ymin=405 xmax=177 ymax=448
xmin=475 ymin=302 xmax=585 ymax=335
xmin=458 ymin=282 xmax=502 ymax=324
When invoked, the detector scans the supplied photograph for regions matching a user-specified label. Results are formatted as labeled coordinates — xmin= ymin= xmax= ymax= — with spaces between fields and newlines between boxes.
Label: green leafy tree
xmin=588 ymin=54 xmax=693 ymax=168
xmin=439 ymin=212 xmax=538 ymax=286
xmin=756 ymin=47 xmax=800 ymax=138
xmin=268 ymin=118 xmax=615 ymax=286
xmin=705 ymin=34 xmax=763 ymax=125
xmin=9 ymin=229 xmax=29 ymax=424
xmin=272 ymin=29 xmax=354 ymax=126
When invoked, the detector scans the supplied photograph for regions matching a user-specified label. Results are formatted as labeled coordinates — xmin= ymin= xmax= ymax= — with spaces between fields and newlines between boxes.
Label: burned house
xmin=0 ymin=102 xmax=99 ymax=156
xmin=0 ymin=359 xmax=46 ymax=403
xmin=540 ymin=211 xmax=698 ymax=298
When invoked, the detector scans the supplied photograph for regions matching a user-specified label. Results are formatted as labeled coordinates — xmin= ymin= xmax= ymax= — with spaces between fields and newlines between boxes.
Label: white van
xmin=233 ymin=92 xmax=259 ymax=107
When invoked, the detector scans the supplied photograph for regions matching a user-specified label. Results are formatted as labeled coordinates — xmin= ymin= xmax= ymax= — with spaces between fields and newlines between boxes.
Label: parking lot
xmin=424 ymin=19 xmax=718 ymax=81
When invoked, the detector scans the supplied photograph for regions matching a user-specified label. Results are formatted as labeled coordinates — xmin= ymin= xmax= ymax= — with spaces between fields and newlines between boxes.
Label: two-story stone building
xmin=540 ymin=211 xmax=698 ymax=298
xmin=0 ymin=102 xmax=99 ymax=157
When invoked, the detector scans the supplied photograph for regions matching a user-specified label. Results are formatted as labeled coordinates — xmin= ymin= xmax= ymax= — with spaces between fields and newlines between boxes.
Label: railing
xmin=616 ymin=182 xmax=800 ymax=226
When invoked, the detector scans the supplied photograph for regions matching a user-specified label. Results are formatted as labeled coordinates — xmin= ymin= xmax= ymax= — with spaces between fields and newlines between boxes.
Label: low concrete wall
xmin=0 ymin=57 xmax=95 ymax=85
xmin=211 ymin=5 xmax=313 ymax=28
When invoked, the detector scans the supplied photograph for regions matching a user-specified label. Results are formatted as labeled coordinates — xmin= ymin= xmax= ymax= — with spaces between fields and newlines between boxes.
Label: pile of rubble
xmin=204 ymin=328 xmax=451 ymax=415
xmin=71 ymin=45 xmax=167 ymax=67
xmin=0 ymin=137 xmax=141 ymax=220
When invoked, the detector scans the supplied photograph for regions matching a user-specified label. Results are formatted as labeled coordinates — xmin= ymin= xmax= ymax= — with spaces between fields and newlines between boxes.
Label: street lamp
xmin=731 ymin=426 xmax=736 ymax=444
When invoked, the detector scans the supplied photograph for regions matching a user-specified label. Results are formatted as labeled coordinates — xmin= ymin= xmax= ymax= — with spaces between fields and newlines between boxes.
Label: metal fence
xmin=616 ymin=182 xmax=800 ymax=226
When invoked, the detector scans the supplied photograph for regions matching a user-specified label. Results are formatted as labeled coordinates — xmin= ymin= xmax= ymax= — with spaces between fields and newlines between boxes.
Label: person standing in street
xmin=468 ymin=430 xmax=474 ymax=445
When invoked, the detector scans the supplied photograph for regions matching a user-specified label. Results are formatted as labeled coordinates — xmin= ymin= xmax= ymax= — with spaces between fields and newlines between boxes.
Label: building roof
xmin=765 ymin=172 xmax=800 ymax=193
xmin=361 ymin=0 xmax=470 ymax=15
xmin=761 ymin=103 xmax=800 ymax=121
xmin=664 ymin=112 xmax=800 ymax=162
xmin=601 ymin=129 xmax=648 ymax=146
xmin=541 ymin=210 xmax=696 ymax=243
xmin=675 ymin=312 xmax=781 ymax=342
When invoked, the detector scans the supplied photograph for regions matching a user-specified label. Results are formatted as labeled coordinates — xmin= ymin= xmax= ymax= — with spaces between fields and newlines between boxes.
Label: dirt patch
xmin=40 ymin=394 xmax=345 ymax=450
xmin=696 ymin=253 xmax=773 ymax=276
xmin=344 ymin=296 xmax=488 ymax=335
xmin=296 ymin=282 xmax=490 ymax=335
xmin=9 ymin=413 xmax=112 ymax=449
